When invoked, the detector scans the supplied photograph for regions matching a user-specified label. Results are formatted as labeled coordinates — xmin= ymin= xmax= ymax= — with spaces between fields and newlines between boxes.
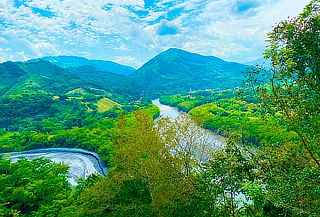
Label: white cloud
xmin=29 ymin=41 xmax=59 ymax=57
xmin=0 ymin=0 xmax=12 ymax=9
xmin=0 ymin=0 xmax=312 ymax=64
xmin=112 ymin=56 xmax=142 ymax=68
xmin=0 ymin=48 xmax=28 ymax=63
xmin=161 ymin=0 xmax=310 ymax=62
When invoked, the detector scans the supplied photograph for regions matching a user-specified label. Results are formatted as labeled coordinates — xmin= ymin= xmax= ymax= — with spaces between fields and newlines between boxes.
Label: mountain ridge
xmin=131 ymin=48 xmax=249 ymax=92
xmin=27 ymin=56 xmax=136 ymax=76
xmin=1 ymin=48 xmax=252 ymax=98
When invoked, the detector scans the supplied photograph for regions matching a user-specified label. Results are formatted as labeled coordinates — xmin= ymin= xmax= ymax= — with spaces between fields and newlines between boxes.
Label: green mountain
xmin=65 ymin=65 xmax=142 ymax=96
xmin=0 ymin=61 xmax=141 ymax=104
xmin=27 ymin=56 xmax=136 ymax=76
xmin=0 ymin=61 xmax=27 ymax=96
xmin=1 ymin=49 xmax=251 ymax=101
xmin=131 ymin=48 xmax=249 ymax=92
xmin=0 ymin=61 xmax=88 ymax=96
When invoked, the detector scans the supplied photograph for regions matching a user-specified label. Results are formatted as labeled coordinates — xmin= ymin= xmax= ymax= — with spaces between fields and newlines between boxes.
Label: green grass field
xmin=97 ymin=98 xmax=121 ymax=112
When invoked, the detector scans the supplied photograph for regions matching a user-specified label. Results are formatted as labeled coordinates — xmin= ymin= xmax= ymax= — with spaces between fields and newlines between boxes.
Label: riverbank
xmin=1 ymin=148 xmax=107 ymax=186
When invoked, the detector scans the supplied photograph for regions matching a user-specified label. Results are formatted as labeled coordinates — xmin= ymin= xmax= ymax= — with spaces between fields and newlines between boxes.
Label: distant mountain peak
xmin=160 ymin=48 xmax=225 ymax=62
xmin=165 ymin=48 xmax=185 ymax=52
xmin=131 ymin=48 xmax=248 ymax=92
xmin=27 ymin=56 xmax=136 ymax=76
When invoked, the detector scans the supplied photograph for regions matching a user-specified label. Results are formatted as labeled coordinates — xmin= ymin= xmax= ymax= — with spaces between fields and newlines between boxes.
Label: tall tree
xmin=246 ymin=1 xmax=320 ymax=215
xmin=248 ymin=0 xmax=320 ymax=167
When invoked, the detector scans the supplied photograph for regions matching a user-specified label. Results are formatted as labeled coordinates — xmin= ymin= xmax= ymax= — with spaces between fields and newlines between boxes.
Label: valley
xmin=0 ymin=2 xmax=319 ymax=215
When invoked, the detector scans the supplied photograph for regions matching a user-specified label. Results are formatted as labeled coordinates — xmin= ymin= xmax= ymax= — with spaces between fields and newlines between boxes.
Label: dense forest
xmin=0 ymin=1 xmax=319 ymax=216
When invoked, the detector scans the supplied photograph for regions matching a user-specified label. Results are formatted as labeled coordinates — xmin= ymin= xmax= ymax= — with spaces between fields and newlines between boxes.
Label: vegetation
xmin=247 ymin=0 xmax=320 ymax=168
xmin=0 ymin=60 xmax=143 ymax=105
xmin=97 ymin=98 xmax=121 ymax=113
xmin=0 ymin=157 xmax=72 ymax=216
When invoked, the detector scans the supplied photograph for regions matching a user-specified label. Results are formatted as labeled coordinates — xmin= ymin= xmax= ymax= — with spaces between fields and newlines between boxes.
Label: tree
xmin=246 ymin=1 xmax=320 ymax=215
xmin=248 ymin=0 xmax=320 ymax=167
xmin=0 ymin=156 xmax=72 ymax=216
xmin=70 ymin=112 xmax=223 ymax=217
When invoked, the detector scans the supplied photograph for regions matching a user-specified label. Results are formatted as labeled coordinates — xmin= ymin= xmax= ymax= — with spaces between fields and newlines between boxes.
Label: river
xmin=152 ymin=99 xmax=181 ymax=119
xmin=152 ymin=98 xmax=226 ymax=161
xmin=152 ymin=99 xmax=250 ymax=203
xmin=0 ymin=148 xmax=107 ymax=186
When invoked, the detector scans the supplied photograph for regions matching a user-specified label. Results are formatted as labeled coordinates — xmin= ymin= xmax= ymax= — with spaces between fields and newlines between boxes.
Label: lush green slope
xmin=160 ymin=90 xmax=297 ymax=145
xmin=0 ymin=61 xmax=27 ymax=96
xmin=27 ymin=56 xmax=136 ymax=76
xmin=131 ymin=48 xmax=248 ymax=93
xmin=0 ymin=60 xmax=109 ymax=96
xmin=66 ymin=65 xmax=143 ymax=97
xmin=0 ymin=61 xmax=143 ymax=104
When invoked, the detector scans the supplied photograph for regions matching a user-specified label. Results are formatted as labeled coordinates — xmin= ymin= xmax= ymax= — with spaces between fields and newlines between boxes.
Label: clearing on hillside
xmin=97 ymin=98 xmax=121 ymax=112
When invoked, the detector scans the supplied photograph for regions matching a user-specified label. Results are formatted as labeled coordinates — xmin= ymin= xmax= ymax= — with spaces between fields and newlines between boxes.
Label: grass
xmin=66 ymin=88 xmax=86 ymax=95
xmin=97 ymin=98 xmax=121 ymax=112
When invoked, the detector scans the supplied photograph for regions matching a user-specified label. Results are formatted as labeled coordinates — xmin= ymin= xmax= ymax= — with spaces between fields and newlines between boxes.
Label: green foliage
xmin=69 ymin=112 xmax=203 ymax=217
xmin=161 ymin=91 xmax=298 ymax=146
xmin=247 ymin=0 xmax=320 ymax=167
xmin=0 ymin=156 xmax=72 ymax=216
xmin=243 ymin=1 xmax=320 ymax=215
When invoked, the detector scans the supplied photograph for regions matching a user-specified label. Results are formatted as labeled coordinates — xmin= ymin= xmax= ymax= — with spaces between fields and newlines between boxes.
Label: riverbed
xmin=0 ymin=148 xmax=107 ymax=186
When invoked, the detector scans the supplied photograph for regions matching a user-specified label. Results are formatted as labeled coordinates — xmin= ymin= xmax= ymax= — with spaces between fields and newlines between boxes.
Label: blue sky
xmin=0 ymin=0 xmax=310 ymax=68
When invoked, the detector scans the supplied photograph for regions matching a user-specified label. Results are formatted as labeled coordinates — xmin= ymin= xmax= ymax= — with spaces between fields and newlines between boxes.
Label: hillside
xmin=66 ymin=65 xmax=142 ymax=94
xmin=0 ymin=61 xmax=142 ymax=104
xmin=27 ymin=56 xmax=136 ymax=76
xmin=131 ymin=48 xmax=248 ymax=92
xmin=0 ymin=61 xmax=90 ymax=96
xmin=0 ymin=61 xmax=27 ymax=96
xmin=0 ymin=60 xmax=147 ymax=131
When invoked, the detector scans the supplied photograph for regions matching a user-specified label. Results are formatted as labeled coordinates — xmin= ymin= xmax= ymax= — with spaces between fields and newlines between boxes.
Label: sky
xmin=0 ymin=0 xmax=311 ymax=68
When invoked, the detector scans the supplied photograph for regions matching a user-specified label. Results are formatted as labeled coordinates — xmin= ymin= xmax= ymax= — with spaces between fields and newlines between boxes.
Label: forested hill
xmin=130 ymin=48 xmax=248 ymax=92
xmin=0 ymin=60 xmax=145 ymax=106
xmin=27 ymin=56 xmax=136 ymax=76
xmin=0 ymin=60 xmax=88 ymax=96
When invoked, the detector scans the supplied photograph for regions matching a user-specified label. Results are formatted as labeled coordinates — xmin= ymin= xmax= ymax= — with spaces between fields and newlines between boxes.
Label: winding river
xmin=153 ymin=99 xmax=248 ymax=202
xmin=152 ymin=98 xmax=226 ymax=160
xmin=152 ymin=99 xmax=181 ymax=119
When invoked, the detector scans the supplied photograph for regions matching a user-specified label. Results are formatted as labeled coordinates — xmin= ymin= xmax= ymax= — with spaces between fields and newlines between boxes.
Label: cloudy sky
xmin=0 ymin=0 xmax=310 ymax=68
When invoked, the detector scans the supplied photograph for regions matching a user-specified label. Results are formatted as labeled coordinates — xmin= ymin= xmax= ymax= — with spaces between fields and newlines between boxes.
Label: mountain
xmin=131 ymin=48 xmax=249 ymax=92
xmin=0 ymin=61 xmax=142 ymax=104
xmin=27 ymin=56 xmax=136 ymax=76
xmin=0 ymin=61 xmax=27 ymax=96
xmin=0 ymin=61 xmax=89 ymax=96
xmin=245 ymin=57 xmax=271 ymax=69
xmin=65 ymin=65 xmax=142 ymax=94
